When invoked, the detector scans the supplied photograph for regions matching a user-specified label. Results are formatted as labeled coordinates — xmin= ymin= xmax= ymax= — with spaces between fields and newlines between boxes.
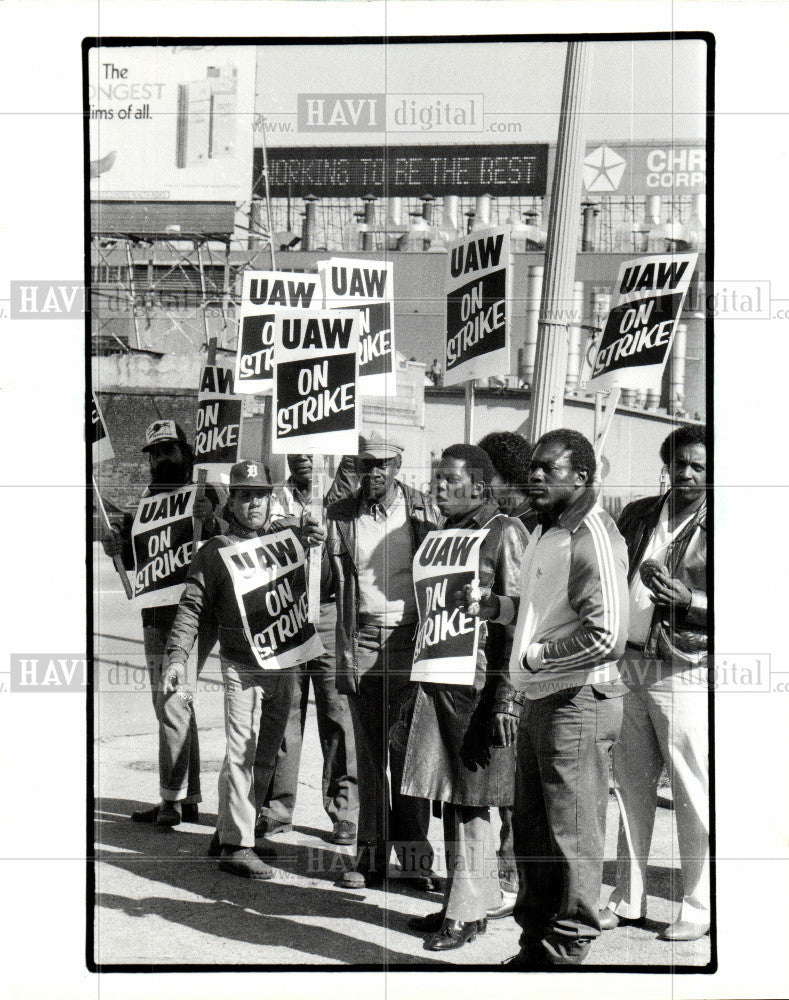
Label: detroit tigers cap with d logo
xmin=229 ymin=460 xmax=269 ymax=488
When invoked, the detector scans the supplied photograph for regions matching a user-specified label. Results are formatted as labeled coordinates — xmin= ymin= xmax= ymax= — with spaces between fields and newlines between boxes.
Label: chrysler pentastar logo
xmin=583 ymin=146 xmax=627 ymax=193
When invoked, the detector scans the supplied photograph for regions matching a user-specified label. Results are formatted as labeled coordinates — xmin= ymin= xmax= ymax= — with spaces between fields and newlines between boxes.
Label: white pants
xmin=609 ymin=652 xmax=710 ymax=925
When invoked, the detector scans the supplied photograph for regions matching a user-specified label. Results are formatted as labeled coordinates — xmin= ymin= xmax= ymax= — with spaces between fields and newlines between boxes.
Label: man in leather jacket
xmin=600 ymin=424 xmax=709 ymax=942
xmin=327 ymin=430 xmax=441 ymax=890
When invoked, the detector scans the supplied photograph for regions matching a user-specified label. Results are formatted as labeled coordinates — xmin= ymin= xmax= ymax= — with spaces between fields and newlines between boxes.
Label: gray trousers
xmin=258 ymin=601 xmax=358 ymax=826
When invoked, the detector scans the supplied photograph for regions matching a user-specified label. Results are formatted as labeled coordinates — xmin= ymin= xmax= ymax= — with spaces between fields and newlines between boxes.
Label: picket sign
xmin=193 ymin=337 xmax=217 ymax=547
xmin=93 ymin=474 xmax=133 ymax=599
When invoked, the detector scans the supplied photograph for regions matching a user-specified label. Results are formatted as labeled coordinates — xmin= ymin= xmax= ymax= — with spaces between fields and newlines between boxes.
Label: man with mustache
xmin=600 ymin=424 xmax=709 ymax=941
xmin=101 ymin=420 xmax=221 ymax=827
xmin=164 ymin=460 xmax=324 ymax=879
xmin=327 ymin=430 xmax=441 ymax=890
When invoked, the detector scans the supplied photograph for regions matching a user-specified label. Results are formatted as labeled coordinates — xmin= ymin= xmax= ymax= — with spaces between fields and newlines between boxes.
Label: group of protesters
xmin=102 ymin=415 xmax=708 ymax=966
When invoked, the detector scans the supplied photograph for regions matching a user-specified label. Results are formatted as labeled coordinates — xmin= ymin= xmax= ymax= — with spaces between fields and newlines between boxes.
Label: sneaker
xmin=217 ymin=846 xmax=273 ymax=880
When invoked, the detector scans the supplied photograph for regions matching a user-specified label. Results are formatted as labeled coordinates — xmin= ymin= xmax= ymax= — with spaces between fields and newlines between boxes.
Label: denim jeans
xmin=143 ymin=623 xmax=215 ymax=803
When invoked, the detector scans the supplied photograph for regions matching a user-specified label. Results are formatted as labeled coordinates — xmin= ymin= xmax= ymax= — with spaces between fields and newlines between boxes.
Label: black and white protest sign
xmin=218 ymin=528 xmax=324 ymax=670
xmin=91 ymin=392 xmax=114 ymax=464
xmin=589 ymin=252 xmax=698 ymax=392
xmin=131 ymin=487 xmax=196 ymax=608
xmin=319 ymin=258 xmax=396 ymax=397
xmin=411 ymin=528 xmax=486 ymax=685
xmin=444 ymin=227 xmax=510 ymax=386
xmin=272 ymin=308 xmax=360 ymax=455
xmin=194 ymin=364 xmax=243 ymax=481
xmin=235 ymin=271 xmax=322 ymax=394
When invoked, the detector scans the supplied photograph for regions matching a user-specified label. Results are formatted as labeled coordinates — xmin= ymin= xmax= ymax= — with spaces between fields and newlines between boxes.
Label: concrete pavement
xmin=92 ymin=543 xmax=712 ymax=968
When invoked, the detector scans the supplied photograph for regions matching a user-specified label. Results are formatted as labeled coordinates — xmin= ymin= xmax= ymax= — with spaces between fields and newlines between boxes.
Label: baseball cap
xmin=359 ymin=429 xmax=404 ymax=461
xmin=229 ymin=460 xmax=269 ymax=489
xmin=142 ymin=419 xmax=189 ymax=452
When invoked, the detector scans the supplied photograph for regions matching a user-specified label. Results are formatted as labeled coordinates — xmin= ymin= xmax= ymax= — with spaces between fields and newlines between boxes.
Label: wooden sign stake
xmin=464 ymin=380 xmax=475 ymax=444
xmin=307 ymin=455 xmax=326 ymax=624
xmin=194 ymin=337 xmax=218 ymax=546
xmin=93 ymin=475 xmax=133 ymax=600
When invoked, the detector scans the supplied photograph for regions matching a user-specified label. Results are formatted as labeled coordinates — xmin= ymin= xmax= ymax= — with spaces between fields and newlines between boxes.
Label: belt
xmin=626 ymin=641 xmax=645 ymax=652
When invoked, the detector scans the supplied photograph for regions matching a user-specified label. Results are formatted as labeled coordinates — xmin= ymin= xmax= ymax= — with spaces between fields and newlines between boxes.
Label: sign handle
xmin=193 ymin=338 xmax=218 ymax=546
xmin=464 ymin=380 xmax=475 ymax=444
xmin=594 ymin=388 xmax=622 ymax=462
xmin=93 ymin=475 xmax=133 ymax=600
xmin=307 ymin=454 xmax=325 ymax=624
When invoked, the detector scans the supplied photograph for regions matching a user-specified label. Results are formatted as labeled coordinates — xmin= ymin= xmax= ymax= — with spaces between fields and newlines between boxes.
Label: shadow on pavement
xmin=94 ymin=797 xmax=445 ymax=966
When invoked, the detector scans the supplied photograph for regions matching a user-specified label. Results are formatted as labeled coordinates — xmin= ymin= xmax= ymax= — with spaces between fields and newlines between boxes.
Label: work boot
xmin=217 ymin=846 xmax=273 ymax=880
xmin=155 ymin=801 xmax=181 ymax=826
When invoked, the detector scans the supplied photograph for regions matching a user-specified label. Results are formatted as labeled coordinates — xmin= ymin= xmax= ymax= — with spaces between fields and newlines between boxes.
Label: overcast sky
xmin=256 ymin=38 xmax=707 ymax=145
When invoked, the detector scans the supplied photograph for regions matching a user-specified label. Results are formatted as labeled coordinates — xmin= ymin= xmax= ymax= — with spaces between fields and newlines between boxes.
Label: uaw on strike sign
xmin=131 ymin=487 xmax=196 ymax=608
xmin=319 ymin=258 xmax=396 ymax=397
xmin=235 ymin=271 xmax=321 ymax=394
xmin=194 ymin=364 xmax=243 ymax=481
xmin=272 ymin=308 xmax=360 ymax=455
xmin=411 ymin=528 xmax=487 ymax=686
xmin=444 ymin=227 xmax=510 ymax=386
xmin=219 ymin=528 xmax=324 ymax=670
xmin=589 ymin=252 xmax=698 ymax=392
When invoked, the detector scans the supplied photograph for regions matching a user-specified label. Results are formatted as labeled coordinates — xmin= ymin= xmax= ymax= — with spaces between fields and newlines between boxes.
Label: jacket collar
xmin=224 ymin=506 xmax=272 ymax=540
xmin=445 ymin=501 xmax=500 ymax=530
xmin=541 ymin=486 xmax=599 ymax=534
xmin=667 ymin=490 xmax=706 ymax=531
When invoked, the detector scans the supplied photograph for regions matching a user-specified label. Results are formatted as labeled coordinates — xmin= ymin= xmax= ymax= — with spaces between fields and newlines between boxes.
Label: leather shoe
xmin=329 ymin=820 xmax=356 ymax=846
xmin=598 ymin=906 xmax=645 ymax=931
xmin=424 ymin=918 xmax=479 ymax=951
xmin=338 ymin=868 xmax=386 ymax=889
xmin=398 ymin=873 xmax=443 ymax=894
xmin=254 ymin=816 xmax=292 ymax=838
xmin=155 ymin=801 xmax=181 ymax=826
xmin=131 ymin=802 xmax=199 ymax=825
xmin=208 ymin=831 xmax=275 ymax=860
xmin=661 ymin=920 xmax=710 ymax=941
xmin=217 ymin=846 xmax=273 ymax=880
xmin=408 ymin=911 xmax=487 ymax=935
xmin=181 ymin=803 xmax=199 ymax=824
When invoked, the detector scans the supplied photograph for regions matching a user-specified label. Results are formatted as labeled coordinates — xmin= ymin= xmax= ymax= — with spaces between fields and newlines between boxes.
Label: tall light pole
xmin=527 ymin=42 xmax=594 ymax=441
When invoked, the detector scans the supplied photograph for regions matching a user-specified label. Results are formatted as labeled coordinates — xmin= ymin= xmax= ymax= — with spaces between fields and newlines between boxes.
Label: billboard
xmin=88 ymin=45 xmax=256 ymax=203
